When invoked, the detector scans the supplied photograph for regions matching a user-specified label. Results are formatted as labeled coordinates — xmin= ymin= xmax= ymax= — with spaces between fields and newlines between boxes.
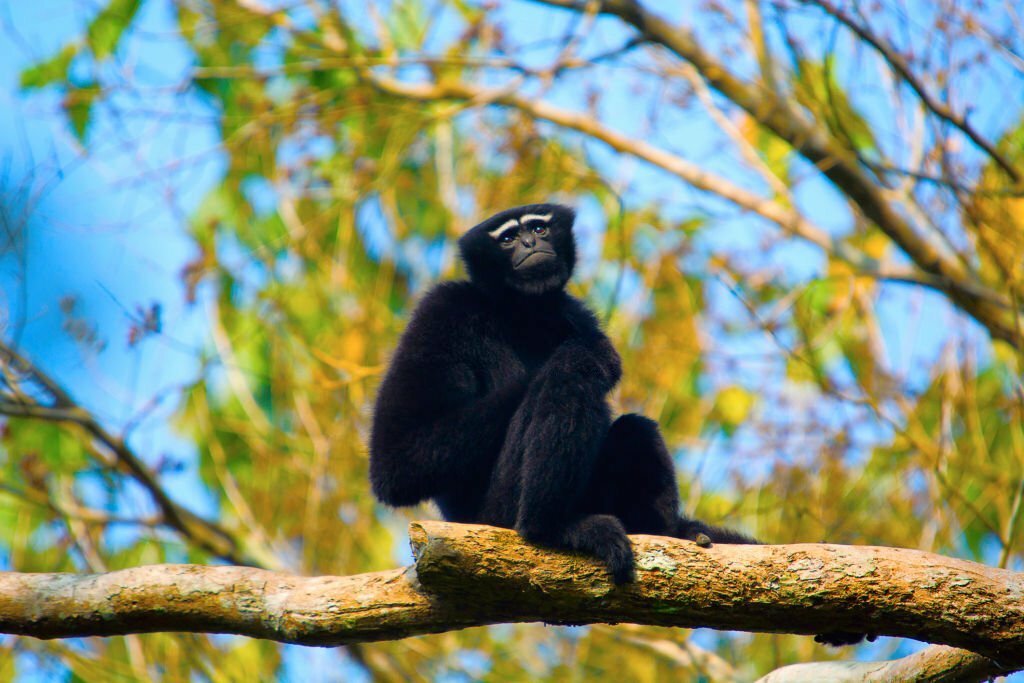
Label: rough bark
xmin=0 ymin=522 xmax=1021 ymax=676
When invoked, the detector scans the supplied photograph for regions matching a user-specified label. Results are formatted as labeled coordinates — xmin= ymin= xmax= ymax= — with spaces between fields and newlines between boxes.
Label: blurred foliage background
xmin=1 ymin=0 xmax=1023 ymax=680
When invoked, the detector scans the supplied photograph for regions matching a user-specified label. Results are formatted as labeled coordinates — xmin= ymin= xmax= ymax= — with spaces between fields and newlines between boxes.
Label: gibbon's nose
xmin=520 ymin=232 xmax=536 ymax=248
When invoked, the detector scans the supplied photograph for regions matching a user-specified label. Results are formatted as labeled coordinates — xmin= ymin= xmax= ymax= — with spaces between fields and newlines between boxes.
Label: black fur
xmin=369 ymin=203 xmax=757 ymax=587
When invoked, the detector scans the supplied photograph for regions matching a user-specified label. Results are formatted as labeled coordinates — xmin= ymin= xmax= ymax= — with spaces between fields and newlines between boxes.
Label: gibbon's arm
xmin=510 ymin=336 xmax=622 ymax=536
xmin=369 ymin=287 xmax=527 ymax=507
xmin=512 ymin=375 xmax=612 ymax=534
xmin=537 ymin=334 xmax=622 ymax=392
xmin=541 ymin=298 xmax=622 ymax=391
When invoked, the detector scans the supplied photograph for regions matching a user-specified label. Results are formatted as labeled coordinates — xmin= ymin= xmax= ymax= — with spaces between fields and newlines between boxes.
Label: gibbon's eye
xmin=530 ymin=224 xmax=548 ymax=236
xmin=498 ymin=230 xmax=517 ymax=245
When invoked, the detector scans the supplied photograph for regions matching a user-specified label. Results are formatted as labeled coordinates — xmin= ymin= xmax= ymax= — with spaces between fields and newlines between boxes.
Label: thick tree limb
xmin=0 ymin=522 xmax=1021 ymax=677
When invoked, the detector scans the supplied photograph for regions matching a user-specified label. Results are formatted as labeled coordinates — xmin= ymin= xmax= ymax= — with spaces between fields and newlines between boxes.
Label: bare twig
xmin=800 ymin=0 xmax=1020 ymax=183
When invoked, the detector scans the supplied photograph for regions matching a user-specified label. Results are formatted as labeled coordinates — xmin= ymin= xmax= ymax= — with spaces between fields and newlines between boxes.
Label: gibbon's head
xmin=458 ymin=203 xmax=577 ymax=296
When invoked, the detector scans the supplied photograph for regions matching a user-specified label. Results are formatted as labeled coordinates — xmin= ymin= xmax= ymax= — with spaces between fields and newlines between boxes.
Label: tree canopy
xmin=1 ymin=0 xmax=1023 ymax=680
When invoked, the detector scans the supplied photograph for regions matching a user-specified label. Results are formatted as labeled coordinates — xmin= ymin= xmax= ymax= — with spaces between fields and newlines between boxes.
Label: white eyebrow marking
xmin=520 ymin=212 xmax=552 ymax=224
xmin=488 ymin=218 xmax=519 ymax=238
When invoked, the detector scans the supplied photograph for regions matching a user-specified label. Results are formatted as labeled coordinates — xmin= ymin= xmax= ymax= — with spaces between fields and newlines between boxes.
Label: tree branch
xmin=800 ymin=0 xmax=1020 ymax=183
xmin=0 ymin=522 xmax=1021 ymax=678
xmin=0 ymin=341 xmax=261 ymax=567
xmin=757 ymin=645 xmax=1005 ymax=683
xmin=529 ymin=0 xmax=1022 ymax=348
xmin=363 ymin=73 xmax=930 ymax=288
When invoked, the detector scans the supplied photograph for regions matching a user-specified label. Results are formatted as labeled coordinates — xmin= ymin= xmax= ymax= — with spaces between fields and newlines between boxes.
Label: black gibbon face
xmin=458 ymin=204 xmax=577 ymax=296
xmin=494 ymin=211 xmax=557 ymax=272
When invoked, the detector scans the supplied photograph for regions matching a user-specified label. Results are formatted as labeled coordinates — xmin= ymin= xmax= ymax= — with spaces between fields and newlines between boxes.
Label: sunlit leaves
xmin=739 ymin=115 xmax=793 ymax=188
xmin=712 ymin=385 xmax=756 ymax=435
xmin=0 ymin=420 xmax=92 ymax=571
xmin=63 ymin=82 xmax=100 ymax=143
xmin=86 ymin=0 xmax=140 ymax=59
xmin=971 ymin=116 xmax=1024 ymax=296
xmin=793 ymin=58 xmax=877 ymax=156
xmin=388 ymin=0 xmax=427 ymax=52
xmin=614 ymin=222 xmax=706 ymax=443
xmin=19 ymin=45 xmax=77 ymax=90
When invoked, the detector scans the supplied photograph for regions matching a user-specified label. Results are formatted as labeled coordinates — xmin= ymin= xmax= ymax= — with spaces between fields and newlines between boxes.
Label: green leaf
xmin=191 ymin=184 xmax=243 ymax=245
xmin=86 ymin=0 xmax=141 ymax=59
xmin=63 ymin=83 xmax=101 ymax=143
xmin=794 ymin=58 xmax=877 ymax=155
xmin=389 ymin=0 xmax=425 ymax=51
xmin=19 ymin=45 xmax=77 ymax=89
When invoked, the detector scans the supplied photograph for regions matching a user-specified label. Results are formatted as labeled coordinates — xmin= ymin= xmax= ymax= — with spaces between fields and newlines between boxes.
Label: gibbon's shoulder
xmin=410 ymin=280 xmax=488 ymax=317
xmin=397 ymin=280 xmax=491 ymax=343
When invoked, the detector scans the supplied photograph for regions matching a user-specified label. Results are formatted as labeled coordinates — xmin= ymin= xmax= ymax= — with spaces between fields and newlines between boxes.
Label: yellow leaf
xmin=714 ymin=385 xmax=756 ymax=427
xmin=863 ymin=232 xmax=890 ymax=259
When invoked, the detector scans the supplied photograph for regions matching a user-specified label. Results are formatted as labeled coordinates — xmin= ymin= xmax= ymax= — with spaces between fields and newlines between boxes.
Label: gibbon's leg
xmin=503 ymin=375 xmax=612 ymax=535
xmin=586 ymin=414 xmax=758 ymax=545
xmin=474 ymin=375 xmax=638 ymax=583
xmin=583 ymin=413 xmax=681 ymax=535
xmin=474 ymin=401 xmax=530 ymax=530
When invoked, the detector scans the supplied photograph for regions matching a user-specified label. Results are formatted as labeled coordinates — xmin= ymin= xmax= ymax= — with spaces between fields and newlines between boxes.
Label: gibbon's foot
xmin=518 ymin=514 xmax=636 ymax=584
xmin=550 ymin=514 xmax=636 ymax=584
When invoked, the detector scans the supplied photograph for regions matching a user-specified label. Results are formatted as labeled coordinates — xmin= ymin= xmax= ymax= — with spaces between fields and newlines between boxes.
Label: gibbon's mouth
xmin=513 ymin=249 xmax=557 ymax=269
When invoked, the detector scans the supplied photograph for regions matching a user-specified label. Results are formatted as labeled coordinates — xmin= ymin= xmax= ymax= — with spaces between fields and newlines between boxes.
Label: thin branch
xmin=800 ymin=0 xmax=1021 ymax=183
xmin=0 ymin=341 xmax=254 ymax=566
xmin=672 ymin=59 xmax=793 ymax=200
xmin=362 ymin=72 xmax=934 ymax=290
xmin=0 ymin=483 xmax=160 ymax=527
xmin=528 ymin=0 xmax=1022 ymax=348
xmin=362 ymin=70 xmax=1016 ymax=317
